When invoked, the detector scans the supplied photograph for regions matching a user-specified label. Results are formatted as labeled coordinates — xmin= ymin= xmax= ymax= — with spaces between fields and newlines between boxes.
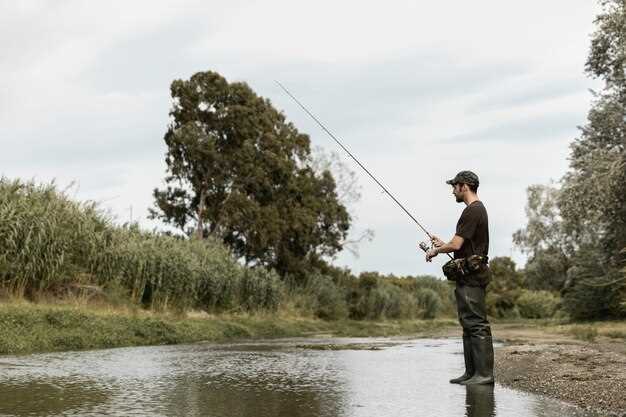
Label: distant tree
xmin=558 ymin=90 xmax=625 ymax=259
xmin=150 ymin=71 xmax=350 ymax=277
xmin=310 ymin=146 xmax=374 ymax=258
xmin=513 ymin=185 xmax=571 ymax=291
xmin=513 ymin=185 xmax=568 ymax=254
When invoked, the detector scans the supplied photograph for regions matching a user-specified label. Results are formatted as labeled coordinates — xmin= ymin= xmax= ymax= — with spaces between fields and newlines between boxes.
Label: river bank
xmin=491 ymin=322 xmax=626 ymax=417
xmin=0 ymin=301 xmax=457 ymax=355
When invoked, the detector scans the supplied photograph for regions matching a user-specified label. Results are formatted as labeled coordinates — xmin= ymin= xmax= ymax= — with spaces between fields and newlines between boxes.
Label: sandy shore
xmin=490 ymin=323 xmax=626 ymax=417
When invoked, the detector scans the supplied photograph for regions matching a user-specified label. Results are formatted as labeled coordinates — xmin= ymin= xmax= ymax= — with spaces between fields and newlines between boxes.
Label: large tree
xmin=557 ymin=0 xmax=625 ymax=318
xmin=513 ymin=185 xmax=572 ymax=291
xmin=514 ymin=0 xmax=625 ymax=318
xmin=559 ymin=0 xmax=625 ymax=261
xmin=150 ymin=71 xmax=350 ymax=277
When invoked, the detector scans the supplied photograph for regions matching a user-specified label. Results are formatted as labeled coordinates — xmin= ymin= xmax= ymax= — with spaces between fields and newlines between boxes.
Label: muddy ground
xmin=488 ymin=323 xmax=626 ymax=417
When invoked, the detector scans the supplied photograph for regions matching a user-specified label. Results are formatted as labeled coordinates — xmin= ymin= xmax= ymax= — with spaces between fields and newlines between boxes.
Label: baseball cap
xmin=446 ymin=171 xmax=479 ymax=187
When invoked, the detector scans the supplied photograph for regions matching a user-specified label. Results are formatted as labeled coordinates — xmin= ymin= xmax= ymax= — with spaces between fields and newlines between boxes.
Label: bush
xmin=562 ymin=259 xmax=625 ymax=320
xmin=415 ymin=288 xmax=442 ymax=319
xmin=410 ymin=276 xmax=456 ymax=316
xmin=516 ymin=290 xmax=560 ymax=319
xmin=485 ymin=257 xmax=524 ymax=318
xmin=303 ymin=274 xmax=349 ymax=320
xmin=349 ymin=274 xmax=420 ymax=320
xmin=486 ymin=290 xmax=522 ymax=318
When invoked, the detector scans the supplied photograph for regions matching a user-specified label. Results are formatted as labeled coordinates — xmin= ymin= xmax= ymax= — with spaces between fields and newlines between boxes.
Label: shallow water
xmin=0 ymin=338 xmax=601 ymax=417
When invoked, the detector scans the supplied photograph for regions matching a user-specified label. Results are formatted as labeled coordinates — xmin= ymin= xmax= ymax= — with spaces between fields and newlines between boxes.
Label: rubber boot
xmin=460 ymin=336 xmax=494 ymax=385
xmin=450 ymin=336 xmax=474 ymax=384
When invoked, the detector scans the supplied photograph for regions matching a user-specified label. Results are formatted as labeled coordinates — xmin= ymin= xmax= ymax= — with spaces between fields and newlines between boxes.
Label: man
xmin=423 ymin=170 xmax=494 ymax=385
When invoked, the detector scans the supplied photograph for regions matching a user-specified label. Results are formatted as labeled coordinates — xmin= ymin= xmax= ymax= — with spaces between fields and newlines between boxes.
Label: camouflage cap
xmin=446 ymin=170 xmax=479 ymax=187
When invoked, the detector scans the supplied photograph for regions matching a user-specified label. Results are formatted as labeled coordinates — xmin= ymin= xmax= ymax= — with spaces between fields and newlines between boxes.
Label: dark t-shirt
xmin=454 ymin=200 xmax=489 ymax=259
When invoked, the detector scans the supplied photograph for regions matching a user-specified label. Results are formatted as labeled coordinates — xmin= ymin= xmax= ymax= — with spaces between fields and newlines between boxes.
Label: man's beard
xmin=455 ymin=195 xmax=463 ymax=203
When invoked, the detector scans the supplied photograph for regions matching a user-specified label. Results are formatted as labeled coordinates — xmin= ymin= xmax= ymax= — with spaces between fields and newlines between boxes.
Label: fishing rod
xmin=276 ymin=81 xmax=453 ymax=261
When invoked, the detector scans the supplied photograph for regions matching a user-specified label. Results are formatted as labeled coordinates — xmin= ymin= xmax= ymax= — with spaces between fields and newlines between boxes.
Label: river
xmin=0 ymin=337 xmax=602 ymax=416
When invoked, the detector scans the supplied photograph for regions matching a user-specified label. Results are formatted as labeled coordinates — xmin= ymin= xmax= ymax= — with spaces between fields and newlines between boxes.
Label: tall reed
xmin=0 ymin=178 xmax=282 ymax=312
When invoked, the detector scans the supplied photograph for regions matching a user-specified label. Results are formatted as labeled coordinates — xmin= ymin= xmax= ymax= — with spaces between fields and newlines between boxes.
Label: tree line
xmin=508 ymin=0 xmax=625 ymax=320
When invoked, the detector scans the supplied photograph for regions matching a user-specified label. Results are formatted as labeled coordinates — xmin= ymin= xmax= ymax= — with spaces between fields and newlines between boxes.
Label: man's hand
xmin=425 ymin=248 xmax=438 ymax=262
xmin=430 ymin=236 xmax=445 ymax=248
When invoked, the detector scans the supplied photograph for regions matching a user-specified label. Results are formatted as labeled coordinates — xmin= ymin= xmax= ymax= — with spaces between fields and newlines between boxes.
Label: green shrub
xmin=303 ymin=274 xmax=349 ymax=320
xmin=516 ymin=290 xmax=560 ymax=319
xmin=415 ymin=288 xmax=442 ymax=319
xmin=342 ymin=273 xmax=453 ymax=320
xmin=350 ymin=278 xmax=418 ymax=320
xmin=485 ymin=257 xmax=525 ymax=318
xmin=411 ymin=277 xmax=455 ymax=316
xmin=358 ymin=272 xmax=379 ymax=291
xmin=364 ymin=287 xmax=391 ymax=319
xmin=500 ymin=305 xmax=521 ymax=320
xmin=486 ymin=289 xmax=522 ymax=318
xmin=562 ymin=268 xmax=625 ymax=320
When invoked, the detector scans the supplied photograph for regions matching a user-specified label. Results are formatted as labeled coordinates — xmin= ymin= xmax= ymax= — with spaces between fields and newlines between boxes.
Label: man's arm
xmin=425 ymin=235 xmax=464 ymax=262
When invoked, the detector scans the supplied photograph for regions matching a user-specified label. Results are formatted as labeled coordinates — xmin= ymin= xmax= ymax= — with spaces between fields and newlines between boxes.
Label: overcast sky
xmin=1 ymin=1 xmax=602 ymax=277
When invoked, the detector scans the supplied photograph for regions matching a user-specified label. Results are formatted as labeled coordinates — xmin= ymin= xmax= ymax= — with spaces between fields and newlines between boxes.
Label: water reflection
xmin=0 ymin=377 xmax=109 ymax=417
xmin=465 ymin=384 xmax=496 ymax=417
xmin=0 ymin=338 xmax=603 ymax=417
xmin=155 ymin=354 xmax=345 ymax=417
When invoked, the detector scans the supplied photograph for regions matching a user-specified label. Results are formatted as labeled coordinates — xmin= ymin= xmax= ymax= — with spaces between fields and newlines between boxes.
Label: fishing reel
xmin=420 ymin=239 xmax=455 ymax=264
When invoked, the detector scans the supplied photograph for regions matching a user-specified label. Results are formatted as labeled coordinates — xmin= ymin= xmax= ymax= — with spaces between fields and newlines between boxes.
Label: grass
xmin=2 ymin=300 xmax=623 ymax=356
xmin=0 ymin=300 xmax=458 ymax=355
xmin=493 ymin=318 xmax=626 ymax=342
xmin=567 ymin=325 xmax=599 ymax=342
xmin=565 ymin=321 xmax=626 ymax=341
xmin=546 ymin=321 xmax=626 ymax=342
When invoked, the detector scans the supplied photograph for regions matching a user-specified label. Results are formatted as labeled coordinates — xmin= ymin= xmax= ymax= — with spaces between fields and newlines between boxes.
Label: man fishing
xmin=424 ymin=171 xmax=494 ymax=385
xmin=276 ymin=84 xmax=495 ymax=386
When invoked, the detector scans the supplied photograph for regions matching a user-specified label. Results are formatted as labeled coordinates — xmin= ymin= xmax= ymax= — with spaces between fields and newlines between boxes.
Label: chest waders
xmin=446 ymin=233 xmax=494 ymax=385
